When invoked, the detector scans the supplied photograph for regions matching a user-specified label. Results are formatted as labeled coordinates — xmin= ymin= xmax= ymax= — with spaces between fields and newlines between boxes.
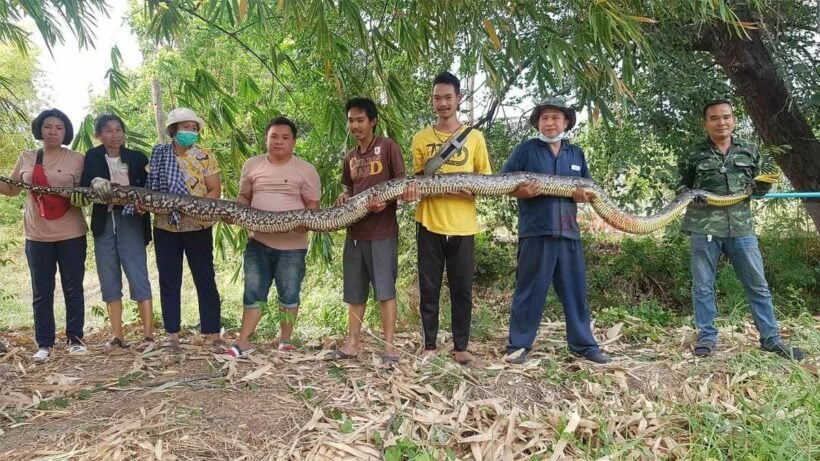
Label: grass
xmin=1 ymin=207 xmax=818 ymax=459
xmin=680 ymin=360 xmax=819 ymax=460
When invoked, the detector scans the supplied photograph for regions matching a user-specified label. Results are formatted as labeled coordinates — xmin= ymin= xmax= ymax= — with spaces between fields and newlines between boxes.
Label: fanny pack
xmin=31 ymin=149 xmax=71 ymax=220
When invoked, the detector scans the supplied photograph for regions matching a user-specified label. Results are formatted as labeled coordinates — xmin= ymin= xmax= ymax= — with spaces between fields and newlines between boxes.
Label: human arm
xmin=335 ymin=156 xmax=352 ymax=206
xmin=236 ymin=162 xmax=253 ymax=206
xmin=0 ymin=154 xmax=24 ymax=197
xmin=573 ymin=149 xmax=595 ymax=202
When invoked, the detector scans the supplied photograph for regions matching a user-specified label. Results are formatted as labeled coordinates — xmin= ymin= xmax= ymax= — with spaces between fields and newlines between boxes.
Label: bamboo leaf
xmin=238 ymin=0 xmax=248 ymax=22
xmin=483 ymin=18 xmax=501 ymax=50
xmin=629 ymin=15 xmax=658 ymax=24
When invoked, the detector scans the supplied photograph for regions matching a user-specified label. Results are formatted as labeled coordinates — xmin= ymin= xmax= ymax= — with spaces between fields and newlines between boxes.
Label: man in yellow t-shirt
xmin=412 ymin=71 xmax=492 ymax=367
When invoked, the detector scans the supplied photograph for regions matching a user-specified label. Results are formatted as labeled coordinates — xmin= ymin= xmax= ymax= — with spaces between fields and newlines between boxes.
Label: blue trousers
xmin=94 ymin=209 xmax=152 ymax=303
xmin=690 ymin=233 xmax=780 ymax=347
xmin=25 ymin=236 xmax=87 ymax=348
xmin=507 ymin=236 xmax=600 ymax=356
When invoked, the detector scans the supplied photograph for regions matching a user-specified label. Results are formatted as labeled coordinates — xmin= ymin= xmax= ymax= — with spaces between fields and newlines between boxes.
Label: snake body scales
xmin=0 ymin=173 xmax=750 ymax=235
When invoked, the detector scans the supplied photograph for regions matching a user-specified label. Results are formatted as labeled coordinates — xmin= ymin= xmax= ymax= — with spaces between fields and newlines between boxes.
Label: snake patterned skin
xmin=0 ymin=173 xmax=751 ymax=234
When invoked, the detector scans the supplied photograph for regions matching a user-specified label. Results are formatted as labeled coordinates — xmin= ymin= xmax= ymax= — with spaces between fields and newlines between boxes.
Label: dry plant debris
xmin=0 ymin=318 xmax=817 ymax=460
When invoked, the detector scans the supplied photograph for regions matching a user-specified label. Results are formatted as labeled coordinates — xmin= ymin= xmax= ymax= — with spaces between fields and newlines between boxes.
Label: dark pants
xmin=507 ymin=236 xmax=600 ymax=356
xmin=25 ymin=236 xmax=87 ymax=349
xmin=416 ymin=224 xmax=474 ymax=352
xmin=154 ymin=227 xmax=221 ymax=334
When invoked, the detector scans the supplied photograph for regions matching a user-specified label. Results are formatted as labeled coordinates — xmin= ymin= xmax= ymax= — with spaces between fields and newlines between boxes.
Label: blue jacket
xmin=501 ymin=138 xmax=590 ymax=240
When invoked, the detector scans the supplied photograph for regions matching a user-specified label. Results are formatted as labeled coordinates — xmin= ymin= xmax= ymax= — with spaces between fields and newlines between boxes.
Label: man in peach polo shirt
xmin=225 ymin=117 xmax=321 ymax=358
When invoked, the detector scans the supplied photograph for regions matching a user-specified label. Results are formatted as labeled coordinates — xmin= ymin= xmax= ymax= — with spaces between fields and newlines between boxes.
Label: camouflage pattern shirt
xmin=676 ymin=137 xmax=770 ymax=238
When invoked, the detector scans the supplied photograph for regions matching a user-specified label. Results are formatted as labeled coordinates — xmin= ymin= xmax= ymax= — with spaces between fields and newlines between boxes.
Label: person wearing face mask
xmin=143 ymin=108 xmax=222 ymax=350
xmin=80 ymin=114 xmax=154 ymax=351
xmin=0 ymin=109 xmax=88 ymax=361
xmin=501 ymin=99 xmax=611 ymax=365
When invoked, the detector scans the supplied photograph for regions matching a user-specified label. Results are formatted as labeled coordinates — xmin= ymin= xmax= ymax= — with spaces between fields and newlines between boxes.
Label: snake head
xmin=691 ymin=191 xmax=707 ymax=204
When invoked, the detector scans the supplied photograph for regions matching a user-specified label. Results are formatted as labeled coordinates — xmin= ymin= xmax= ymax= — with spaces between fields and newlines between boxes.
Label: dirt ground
xmin=0 ymin=319 xmax=818 ymax=460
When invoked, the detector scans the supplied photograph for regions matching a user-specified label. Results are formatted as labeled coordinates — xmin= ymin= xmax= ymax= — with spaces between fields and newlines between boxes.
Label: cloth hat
xmin=165 ymin=107 xmax=205 ymax=136
xmin=529 ymin=98 xmax=576 ymax=130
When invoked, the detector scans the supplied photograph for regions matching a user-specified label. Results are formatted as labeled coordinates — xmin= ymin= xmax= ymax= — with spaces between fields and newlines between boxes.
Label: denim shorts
xmin=94 ymin=209 xmax=152 ymax=303
xmin=343 ymin=236 xmax=398 ymax=304
xmin=243 ymin=239 xmax=307 ymax=309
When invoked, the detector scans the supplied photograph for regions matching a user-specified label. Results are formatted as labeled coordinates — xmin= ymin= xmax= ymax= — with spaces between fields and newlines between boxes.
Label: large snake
xmin=0 ymin=174 xmax=750 ymax=234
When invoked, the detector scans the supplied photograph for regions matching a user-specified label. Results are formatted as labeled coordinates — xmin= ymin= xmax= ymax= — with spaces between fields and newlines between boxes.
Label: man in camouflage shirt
xmin=676 ymin=99 xmax=803 ymax=360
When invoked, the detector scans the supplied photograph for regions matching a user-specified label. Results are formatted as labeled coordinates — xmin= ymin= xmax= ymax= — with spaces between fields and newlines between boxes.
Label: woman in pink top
xmin=0 ymin=109 xmax=88 ymax=361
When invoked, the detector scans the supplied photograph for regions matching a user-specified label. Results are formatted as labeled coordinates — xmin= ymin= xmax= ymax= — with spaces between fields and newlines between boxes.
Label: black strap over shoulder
xmin=422 ymin=126 xmax=474 ymax=176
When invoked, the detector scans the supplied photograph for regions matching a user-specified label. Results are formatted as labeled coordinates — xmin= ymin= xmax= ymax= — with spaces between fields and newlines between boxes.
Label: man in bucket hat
xmin=501 ymin=98 xmax=611 ymax=365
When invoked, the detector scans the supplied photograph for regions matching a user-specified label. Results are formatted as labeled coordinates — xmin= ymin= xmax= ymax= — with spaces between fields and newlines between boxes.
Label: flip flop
xmin=278 ymin=342 xmax=297 ymax=352
xmin=225 ymin=344 xmax=255 ymax=359
xmin=106 ymin=337 xmax=129 ymax=351
xmin=380 ymin=355 xmax=400 ymax=368
xmin=162 ymin=338 xmax=181 ymax=351
xmin=330 ymin=349 xmax=358 ymax=360
xmin=138 ymin=337 xmax=155 ymax=351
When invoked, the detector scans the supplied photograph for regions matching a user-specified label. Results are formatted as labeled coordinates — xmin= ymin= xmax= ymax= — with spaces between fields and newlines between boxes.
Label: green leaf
xmin=340 ymin=418 xmax=353 ymax=434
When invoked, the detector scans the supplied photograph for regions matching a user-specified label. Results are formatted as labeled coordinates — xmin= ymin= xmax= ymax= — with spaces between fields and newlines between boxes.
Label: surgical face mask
xmin=175 ymin=131 xmax=199 ymax=147
xmin=537 ymin=132 xmax=566 ymax=144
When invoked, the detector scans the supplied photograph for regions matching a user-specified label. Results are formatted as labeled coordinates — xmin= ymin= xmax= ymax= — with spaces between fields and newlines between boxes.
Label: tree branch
xmin=473 ymin=58 xmax=532 ymax=128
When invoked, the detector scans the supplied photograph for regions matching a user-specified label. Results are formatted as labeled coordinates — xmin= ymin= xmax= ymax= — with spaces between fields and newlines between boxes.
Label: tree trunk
xmin=151 ymin=77 xmax=167 ymax=143
xmin=703 ymin=25 xmax=820 ymax=232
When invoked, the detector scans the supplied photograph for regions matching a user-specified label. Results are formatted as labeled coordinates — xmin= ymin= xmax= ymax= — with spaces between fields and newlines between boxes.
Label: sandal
xmin=162 ymin=338 xmax=181 ymax=351
xmin=278 ymin=342 xmax=297 ymax=352
xmin=225 ymin=344 xmax=255 ymax=359
xmin=693 ymin=339 xmax=716 ymax=357
xmin=138 ymin=337 xmax=155 ymax=351
xmin=106 ymin=337 xmax=129 ymax=351
xmin=329 ymin=349 xmax=358 ymax=360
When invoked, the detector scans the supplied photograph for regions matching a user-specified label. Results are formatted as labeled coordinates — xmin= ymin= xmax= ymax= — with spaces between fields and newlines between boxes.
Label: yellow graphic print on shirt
xmin=412 ymin=126 xmax=492 ymax=236
xmin=349 ymin=146 xmax=384 ymax=179
xmin=154 ymin=146 xmax=221 ymax=233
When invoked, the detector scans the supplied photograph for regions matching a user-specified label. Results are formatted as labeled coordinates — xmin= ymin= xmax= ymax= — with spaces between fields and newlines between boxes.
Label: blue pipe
xmin=752 ymin=192 xmax=820 ymax=199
